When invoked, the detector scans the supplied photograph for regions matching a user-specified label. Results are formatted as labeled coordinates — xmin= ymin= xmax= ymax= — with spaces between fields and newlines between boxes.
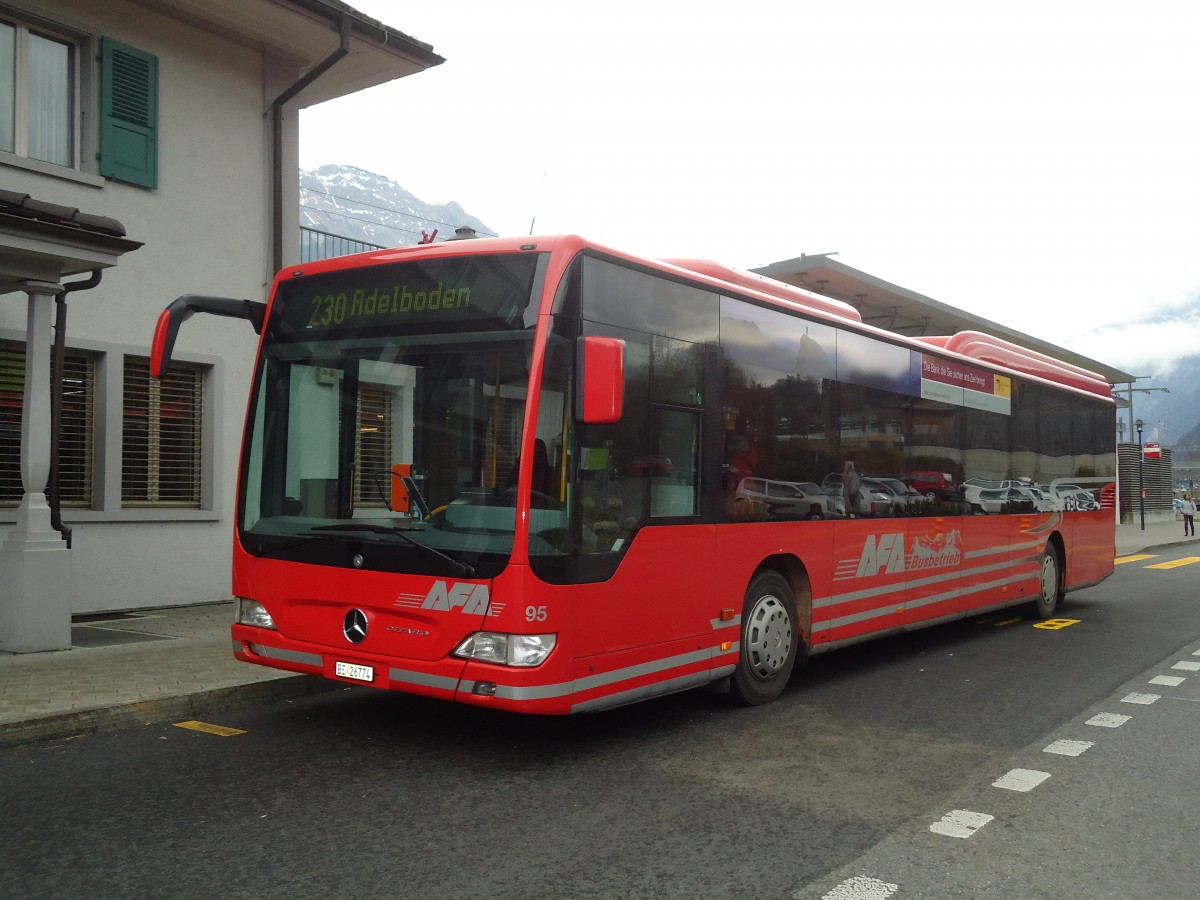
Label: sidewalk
xmin=0 ymin=601 xmax=338 ymax=748
xmin=1 ymin=519 xmax=1196 ymax=748
xmin=1114 ymin=516 xmax=1195 ymax=556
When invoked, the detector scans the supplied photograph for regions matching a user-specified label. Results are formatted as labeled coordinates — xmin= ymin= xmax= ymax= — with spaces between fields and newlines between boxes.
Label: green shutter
xmin=99 ymin=37 xmax=158 ymax=189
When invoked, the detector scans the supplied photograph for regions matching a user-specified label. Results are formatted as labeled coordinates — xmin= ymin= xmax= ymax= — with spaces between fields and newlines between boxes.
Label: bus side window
xmin=651 ymin=408 xmax=699 ymax=517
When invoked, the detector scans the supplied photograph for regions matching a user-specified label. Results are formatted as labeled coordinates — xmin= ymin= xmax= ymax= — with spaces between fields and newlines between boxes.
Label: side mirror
xmin=576 ymin=336 xmax=624 ymax=424
xmin=151 ymin=294 xmax=267 ymax=378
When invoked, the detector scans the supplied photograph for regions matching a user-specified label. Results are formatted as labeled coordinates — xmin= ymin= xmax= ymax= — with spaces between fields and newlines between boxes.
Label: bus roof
xmin=286 ymin=233 xmax=1112 ymax=402
xmin=917 ymin=332 xmax=1111 ymax=399
xmin=659 ymin=257 xmax=863 ymax=323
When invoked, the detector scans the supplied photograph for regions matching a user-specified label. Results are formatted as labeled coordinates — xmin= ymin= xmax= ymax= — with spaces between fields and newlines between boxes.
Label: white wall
xmin=0 ymin=0 xmax=300 ymax=611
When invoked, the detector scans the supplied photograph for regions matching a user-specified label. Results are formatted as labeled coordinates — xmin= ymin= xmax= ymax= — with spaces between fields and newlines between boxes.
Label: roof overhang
xmin=138 ymin=0 xmax=444 ymax=106
xmin=0 ymin=196 xmax=142 ymax=295
xmin=753 ymin=253 xmax=1137 ymax=387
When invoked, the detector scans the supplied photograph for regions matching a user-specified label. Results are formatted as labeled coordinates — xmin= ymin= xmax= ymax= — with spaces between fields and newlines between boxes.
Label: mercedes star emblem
xmin=343 ymin=608 xmax=369 ymax=644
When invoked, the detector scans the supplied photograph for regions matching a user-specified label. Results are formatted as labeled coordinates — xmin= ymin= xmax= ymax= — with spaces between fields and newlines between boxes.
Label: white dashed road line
xmin=1044 ymin=738 xmax=1094 ymax=756
xmin=1150 ymin=675 xmax=1185 ymax=686
xmin=992 ymin=768 xmax=1051 ymax=792
xmin=1086 ymin=712 xmax=1131 ymax=728
xmin=929 ymin=809 xmax=994 ymax=838
xmin=804 ymin=649 xmax=1200 ymax=898
xmin=1121 ymin=692 xmax=1160 ymax=705
xmin=817 ymin=875 xmax=898 ymax=900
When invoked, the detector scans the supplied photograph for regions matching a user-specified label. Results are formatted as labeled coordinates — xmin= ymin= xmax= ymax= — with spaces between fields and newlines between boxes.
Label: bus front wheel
xmin=731 ymin=571 xmax=798 ymax=706
xmin=1028 ymin=544 xmax=1064 ymax=619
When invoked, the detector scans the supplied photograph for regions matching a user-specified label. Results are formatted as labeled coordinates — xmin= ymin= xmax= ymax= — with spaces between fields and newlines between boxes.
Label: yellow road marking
xmin=174 ymin=720 xmax=246 ymax=737
xmin=993 ymin=617 xmax=1024 ymax=627
xmin=1033 ymin=618 xmax=1081 ymax=630
xmin=1115 ymin=554 xmax=1157 ymax=565
xmin=1145 ymin=556 xmax=1200 ymax=570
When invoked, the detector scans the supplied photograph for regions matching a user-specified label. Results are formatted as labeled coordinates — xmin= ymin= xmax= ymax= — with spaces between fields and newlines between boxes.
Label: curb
xmin=0 ymin=674 xmax=343 ymax=750
xmin=1120 ymin=540 xmax=1199 ymax=556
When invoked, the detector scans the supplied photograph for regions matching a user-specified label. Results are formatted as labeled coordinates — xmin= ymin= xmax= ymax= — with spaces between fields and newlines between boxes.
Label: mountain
xmin=299 ymin=165 xmax=493 ymax=248
xmin=1118 ymin=354 xmax=1200 ymax=451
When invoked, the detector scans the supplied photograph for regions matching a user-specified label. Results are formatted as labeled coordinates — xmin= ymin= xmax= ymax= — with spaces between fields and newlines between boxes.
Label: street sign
xmin=1144 ymin=442 xmax=1161 ymax=459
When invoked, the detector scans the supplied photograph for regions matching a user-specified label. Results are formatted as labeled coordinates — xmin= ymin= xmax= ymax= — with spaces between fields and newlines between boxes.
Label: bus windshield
xmin=238 ymin=251 xmax=546 ymax=578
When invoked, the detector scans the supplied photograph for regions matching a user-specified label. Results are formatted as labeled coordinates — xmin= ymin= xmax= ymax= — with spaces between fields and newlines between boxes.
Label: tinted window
xmin=580 ymin=256 xmax=718 ymax=343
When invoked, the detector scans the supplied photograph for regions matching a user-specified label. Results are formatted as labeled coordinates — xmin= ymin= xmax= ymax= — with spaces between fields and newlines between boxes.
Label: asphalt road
xmin=4 ymin=548 xmax=1200 ymax=899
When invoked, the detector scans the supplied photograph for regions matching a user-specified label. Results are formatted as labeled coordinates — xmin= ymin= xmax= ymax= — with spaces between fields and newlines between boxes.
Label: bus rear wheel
xmin=730 ymin=571 xmax=798 ymax=706
xmin=1027 ymin=544 xmax=1064 ymax=619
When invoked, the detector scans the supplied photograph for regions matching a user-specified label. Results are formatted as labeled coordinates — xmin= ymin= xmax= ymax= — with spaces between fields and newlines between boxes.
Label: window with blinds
xmin=122 ymin=356 xmax=203 ymax=507
xmin=353 ymin=385 xmax=392 ymax=507
xmin=0 ymin=339 xmax=94 ymax=508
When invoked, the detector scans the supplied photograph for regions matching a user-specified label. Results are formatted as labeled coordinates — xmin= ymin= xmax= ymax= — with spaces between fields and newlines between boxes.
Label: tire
xmin=806 ymin=506 xmax=824 ymax=520
xmin=730 ymin=571 xmax=799 ymax=706
xmin=1027 ymin=544 xmax=1064 ymax=619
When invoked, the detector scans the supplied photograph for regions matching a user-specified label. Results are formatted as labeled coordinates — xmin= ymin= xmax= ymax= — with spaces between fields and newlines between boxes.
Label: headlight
xmin=453 ymin=632 xmax=556 ymax=667
xmin=237 ymin=597 xmax=276 ymax=630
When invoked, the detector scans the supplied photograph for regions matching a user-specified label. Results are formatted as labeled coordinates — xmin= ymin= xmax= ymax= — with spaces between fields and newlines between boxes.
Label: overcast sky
xmin=300 ymin=1 xmax=1200 ymax=378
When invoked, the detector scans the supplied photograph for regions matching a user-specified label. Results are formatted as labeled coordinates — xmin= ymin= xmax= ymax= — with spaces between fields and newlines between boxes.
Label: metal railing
xmin=299 ymin=226 xmax=388 ymax=263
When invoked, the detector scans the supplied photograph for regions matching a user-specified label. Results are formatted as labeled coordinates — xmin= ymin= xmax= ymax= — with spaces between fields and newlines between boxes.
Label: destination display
xmin=275 ymin=254 xmax=539 ymax=335
xmin=304 ymin=281 xmax=472 ymax=329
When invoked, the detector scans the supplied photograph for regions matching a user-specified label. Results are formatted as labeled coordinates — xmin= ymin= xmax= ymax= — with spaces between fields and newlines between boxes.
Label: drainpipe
xmin=49 ymin=269 xmax=103 ymax=548
xmin=271 ymin=15 xmax=351 ymax=274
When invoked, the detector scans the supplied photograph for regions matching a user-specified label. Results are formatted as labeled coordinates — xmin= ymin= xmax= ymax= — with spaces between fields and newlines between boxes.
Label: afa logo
xmin=421 ymin=581 xmax=491 ymax=614
xmin=852 ymin=530 xmax=964 ymax=579
xmin=855 ymin=533 xmax=907 ymax=577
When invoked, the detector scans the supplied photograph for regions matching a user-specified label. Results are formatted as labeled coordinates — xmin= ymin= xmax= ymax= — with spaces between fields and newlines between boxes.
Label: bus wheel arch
xmin=729 ymin=556 xmax=810 ymax=706
xmin=764 ymin=554 xmax=812 ymax=663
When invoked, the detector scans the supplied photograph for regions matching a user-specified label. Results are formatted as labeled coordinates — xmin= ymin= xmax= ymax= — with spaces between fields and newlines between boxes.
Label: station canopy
xmin=752 ymin=253 xmax=1135 ymax=389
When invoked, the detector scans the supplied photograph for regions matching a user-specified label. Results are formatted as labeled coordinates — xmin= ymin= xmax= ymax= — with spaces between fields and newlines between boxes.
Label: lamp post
xmin=1136 ymin=418 xmax=1145 ymax=531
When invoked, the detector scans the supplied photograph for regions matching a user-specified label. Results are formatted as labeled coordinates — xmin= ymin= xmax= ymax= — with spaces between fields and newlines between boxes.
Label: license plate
xmin=335 ymin=661 xmax=374 ymax=683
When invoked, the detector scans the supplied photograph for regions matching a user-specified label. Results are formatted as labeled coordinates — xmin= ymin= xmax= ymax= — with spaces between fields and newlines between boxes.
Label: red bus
xmin=151 ymin=234 xmax=1116 ymax=713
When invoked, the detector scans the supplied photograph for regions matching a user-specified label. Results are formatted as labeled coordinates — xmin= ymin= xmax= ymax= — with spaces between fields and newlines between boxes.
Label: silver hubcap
xmin=745 ymin=594 xmax=793 ymax=680
xmin=1040 ymin=554 xmax=1057 ymax=604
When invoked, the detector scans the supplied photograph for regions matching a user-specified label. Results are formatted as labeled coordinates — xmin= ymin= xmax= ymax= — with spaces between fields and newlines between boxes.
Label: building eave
xmin=0 ymin=195 xmax=141 ymax=294
xmin=135 ymin=0 xmax=445 ymax=106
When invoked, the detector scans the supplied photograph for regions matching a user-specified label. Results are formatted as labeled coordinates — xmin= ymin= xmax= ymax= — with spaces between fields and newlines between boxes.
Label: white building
xmin=0 ymin=0 xmax=441 ymax=650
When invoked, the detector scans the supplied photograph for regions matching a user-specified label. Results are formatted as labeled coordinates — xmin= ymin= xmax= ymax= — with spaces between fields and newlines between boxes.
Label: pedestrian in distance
xmin=1183 ymin=493 xmax=1197 ymax=537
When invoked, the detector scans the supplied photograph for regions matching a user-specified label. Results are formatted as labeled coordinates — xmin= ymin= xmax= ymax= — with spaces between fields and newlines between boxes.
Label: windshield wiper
xmin=309 ymin=523 xmax=475 ymax=576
